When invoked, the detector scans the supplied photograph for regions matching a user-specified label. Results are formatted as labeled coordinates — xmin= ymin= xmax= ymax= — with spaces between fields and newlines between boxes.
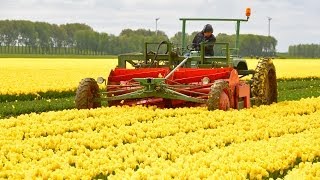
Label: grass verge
xmin=278 ymin=78 xmax=320 ymax=101
xmin=0 ymin=97 xmax=75 ymax=119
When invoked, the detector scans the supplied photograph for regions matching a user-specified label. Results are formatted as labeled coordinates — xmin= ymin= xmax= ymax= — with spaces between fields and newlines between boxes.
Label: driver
xmin=192 ymin=24 xmax=216 ymax=56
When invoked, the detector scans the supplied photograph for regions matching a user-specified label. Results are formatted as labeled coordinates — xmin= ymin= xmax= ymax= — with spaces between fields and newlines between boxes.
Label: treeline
xmin=0 ymin=20 xmax=276 ymax=56
xmin=288 ymin=44 xmax=320 ymax=58
xmin=0 ymin=20 xmax=168 ymax=55
xmin=238 ymin=34 xmax=277 ymax=57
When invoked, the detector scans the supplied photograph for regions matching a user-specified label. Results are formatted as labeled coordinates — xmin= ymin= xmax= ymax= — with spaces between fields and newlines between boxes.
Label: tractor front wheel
xmin=207 ymin=80 xmax=231 ymax=111
xmin=251 ymin=58 xmax=277 ymax=106
xmin=75 ymin=78 xmax=101 ymax=109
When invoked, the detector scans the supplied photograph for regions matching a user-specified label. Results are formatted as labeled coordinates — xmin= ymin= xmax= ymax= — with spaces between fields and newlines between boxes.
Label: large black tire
xmin=251 ymin=58 xmax=277 ymax=106
xmin=75 ymin=78 xmax=101 ymax=109
xmin=207 ymin=80 xmax=231 ymax=111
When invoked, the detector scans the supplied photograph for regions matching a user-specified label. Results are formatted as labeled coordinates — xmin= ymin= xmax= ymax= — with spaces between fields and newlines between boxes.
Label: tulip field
xmin=1 ymin=58 xmax=320 ymax=179
xmin=0 ymin=58 xmax=118 ymax=95
xmin=1 ymin=58 xmax=320 ymax=96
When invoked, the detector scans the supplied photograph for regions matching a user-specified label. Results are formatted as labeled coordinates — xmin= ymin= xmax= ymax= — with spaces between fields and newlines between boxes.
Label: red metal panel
xmin=171 ymin=67 xmax=232 ymax=84
xmin=238 ymin=82 xmax=251 ymax=108
xmin=108 ymin=68 xmax=170 ymax=82
xmin=173 ymin=67 xmax=233 ymax=79
xmin=172 ymin=71 xmax=230 ymax=84
xmin=225 ymin=69 xmax=239 ymax=108
xmin=219 ymin=91 xmax=231 ymax=110
xmin=110 ymin=68 xmax=169 ymax=76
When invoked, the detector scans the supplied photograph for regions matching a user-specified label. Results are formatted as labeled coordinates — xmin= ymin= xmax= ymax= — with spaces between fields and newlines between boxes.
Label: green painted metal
xmin=181 ymin=20 xmax=186 ymax=54
xmin=226 ymin=43 xmax=230 ymax=65
xmin=235 ymin=21 xmax=241 ymax=56
xmin=200 ymin=42 xmax=205 ymax=64
xmin=179 ymin=18 xmax=249 ymax=21
xmin=199 ymin=42 xmax=231 ymax=67
xmin=118 ymin=42 xmax=231 ymax=69
xmin=102 ymin=77 xmax=206 ymax=103
xmin=144 ymin=42 xmax=148 ymax=63
xmin=133 ymin=78 xmax=166 ymax=92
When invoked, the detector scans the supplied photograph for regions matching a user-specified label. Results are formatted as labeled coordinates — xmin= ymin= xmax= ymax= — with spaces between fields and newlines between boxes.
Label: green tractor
xmin=75 ymin=8 xmax=277 ymax=110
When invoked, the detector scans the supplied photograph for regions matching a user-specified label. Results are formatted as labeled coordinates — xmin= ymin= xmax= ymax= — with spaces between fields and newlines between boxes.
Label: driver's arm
xmin=208 ymin=35 xmax=216 ymax=43
xmin=192 ymin=33 xmax=202 ymax=50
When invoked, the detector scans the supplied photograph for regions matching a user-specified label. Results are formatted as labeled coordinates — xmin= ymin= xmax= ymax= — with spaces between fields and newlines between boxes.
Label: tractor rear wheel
xmin=251 ymin=58 xmax=277 ymax=106
xmin=207 ymin=80 xmax=231 ymax=111
xmin=75 ymin=78 xmax=101 ymax=109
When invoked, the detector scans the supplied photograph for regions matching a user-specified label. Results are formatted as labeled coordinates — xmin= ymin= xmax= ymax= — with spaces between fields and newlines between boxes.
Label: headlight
xmin=97 ymin=77 xmax=105 ymax=84
xmin=202 ymin=77 xmax=210 ymax=85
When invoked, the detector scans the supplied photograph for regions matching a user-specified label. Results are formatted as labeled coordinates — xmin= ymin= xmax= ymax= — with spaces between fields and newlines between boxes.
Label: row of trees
xmin=0 ymin=20 xmax=276 ymax=56
xmin=288 ymin=44 xmax=320 ymax=58
xmin=0 ymin=20 xmax=169 ymax=55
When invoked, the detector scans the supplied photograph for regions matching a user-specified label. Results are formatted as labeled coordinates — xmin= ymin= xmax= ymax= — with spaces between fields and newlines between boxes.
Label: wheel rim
xmin=87 ymin=88 xmax=94 ymax=108
xmin=219 ymin=91 xmax=230 ymax=110
xmin=265 ymin=71 xmax=270 ymax=101
xmin=268 ymin=68 xmax=277 ymax=103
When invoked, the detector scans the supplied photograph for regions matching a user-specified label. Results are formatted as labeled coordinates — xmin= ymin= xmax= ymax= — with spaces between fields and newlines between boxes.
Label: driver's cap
xmin=203 ymin=24 xmax=213 ymax=33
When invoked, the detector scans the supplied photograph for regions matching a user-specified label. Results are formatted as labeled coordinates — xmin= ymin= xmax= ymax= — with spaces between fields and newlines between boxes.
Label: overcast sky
xmin=1 ymin=0 xmax=319 ymax=52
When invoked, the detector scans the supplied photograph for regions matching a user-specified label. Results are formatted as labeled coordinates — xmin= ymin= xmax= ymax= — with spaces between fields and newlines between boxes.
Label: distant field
xmin=246 ymin=58 xmax=320 ymax=79
xmin=1 ymin=58 xmax=320 ymax=96
xmin=0 ymin=58 xmax=118 ymax=95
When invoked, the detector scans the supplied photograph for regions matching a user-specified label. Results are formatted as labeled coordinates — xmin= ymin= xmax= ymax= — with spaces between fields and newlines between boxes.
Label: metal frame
xmin=101 ymin=78 xmax=206 ymax=104
xmin=117 ymin=42 xmax=231 ymax=69
xmin=179 ymin=17 xmax=249 ymax=56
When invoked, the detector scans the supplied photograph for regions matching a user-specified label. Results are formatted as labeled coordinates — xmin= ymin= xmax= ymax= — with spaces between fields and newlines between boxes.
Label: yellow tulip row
xmin=110 ymin=128 xmax=320 ymax=179
xmin=0 ymin=97 xmax=320 ymax=179
xmin=246 ymin=59 xmax=320 ymax=79
xmin=285 ymin=162 xmax=320 ymax=179
xmin=1 ymin=58 xmax=320 ymax=95
xmin=0 ymin=58 xmax=118 ymax=95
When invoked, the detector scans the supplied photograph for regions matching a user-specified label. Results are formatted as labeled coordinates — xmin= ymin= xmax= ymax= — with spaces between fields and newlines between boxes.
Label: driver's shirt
xmin=192 ymin=32 xmax=216 ymax=56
